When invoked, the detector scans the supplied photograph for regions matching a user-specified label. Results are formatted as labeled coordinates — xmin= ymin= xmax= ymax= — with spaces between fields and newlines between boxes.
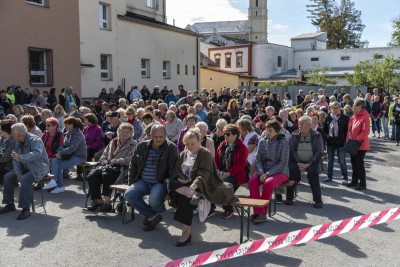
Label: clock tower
xmin=248 ymin=0 xmax=268 ymax=43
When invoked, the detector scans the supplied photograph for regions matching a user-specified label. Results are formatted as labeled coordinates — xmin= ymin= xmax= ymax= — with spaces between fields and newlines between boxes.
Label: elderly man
xmin=323 ymin=101 xmax=349 ymax=184
xmin=165 ymin=110 xmax=184 ymax=144
xmin=205 ymin=103 xmax=220 ymax=132
xmin=194 ymin=102 xmax=207 ymax=122
xmin=124 ymin=124 xmax=178 ymax=231
xmin=0 ymin=123 xmax=50 ymax=220
xmin=286 ymin=116 xmax=324 ymax=208
xmin=38 ymin=109 xmax=53 ymax=132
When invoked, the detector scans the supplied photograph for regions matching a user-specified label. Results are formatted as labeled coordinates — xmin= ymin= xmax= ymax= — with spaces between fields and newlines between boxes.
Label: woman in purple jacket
xmin=83 ymin=113 xmax=104 ymax=161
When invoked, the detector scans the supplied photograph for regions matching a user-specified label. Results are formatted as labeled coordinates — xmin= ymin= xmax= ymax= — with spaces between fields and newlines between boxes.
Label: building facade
xmin=0 ymin=0 xmax=81 ymax=95
xmin=79 ymin=0 xmax=199 ymax=98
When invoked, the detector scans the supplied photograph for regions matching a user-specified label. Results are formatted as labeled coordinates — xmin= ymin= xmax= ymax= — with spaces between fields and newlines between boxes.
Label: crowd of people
xmin=1 ymin=83 xmax=400 ymax=246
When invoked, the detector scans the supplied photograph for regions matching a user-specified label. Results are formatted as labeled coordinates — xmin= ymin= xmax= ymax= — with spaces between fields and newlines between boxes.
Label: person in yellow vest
xmin=5 ymin=87 xmax=16 ymax=105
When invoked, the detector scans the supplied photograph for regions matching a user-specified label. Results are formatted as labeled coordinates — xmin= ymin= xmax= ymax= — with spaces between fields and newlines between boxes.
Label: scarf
xmin=329 ymin=113 xmax=339 ymax=138
xmin=221 ymin=140 xmax=237 ymax=171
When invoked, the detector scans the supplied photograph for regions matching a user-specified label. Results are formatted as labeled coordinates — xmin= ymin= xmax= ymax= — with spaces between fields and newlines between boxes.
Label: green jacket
xmin=389 ymin=103 xmax=396 ymax=121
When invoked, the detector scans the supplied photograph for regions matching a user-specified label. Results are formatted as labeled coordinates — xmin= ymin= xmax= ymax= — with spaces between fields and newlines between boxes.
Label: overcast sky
xmin=166 ymin=0 xmax=400 ymax=48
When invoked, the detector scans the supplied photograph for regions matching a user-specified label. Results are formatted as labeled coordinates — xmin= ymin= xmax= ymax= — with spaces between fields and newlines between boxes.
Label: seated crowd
xmin=0 ymin=84 xmax=400 ymax=246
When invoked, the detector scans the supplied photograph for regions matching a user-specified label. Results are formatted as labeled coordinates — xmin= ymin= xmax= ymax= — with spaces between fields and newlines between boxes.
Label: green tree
xmin=346 ymin=54 xmax=400 ymax=93
xmin=304 ymin=64 xmax=338 ymax=85
xmin=388 ymin=16 xmax=400 ymax=47
xmin=307 ymin=0 xmax=368 ymax=49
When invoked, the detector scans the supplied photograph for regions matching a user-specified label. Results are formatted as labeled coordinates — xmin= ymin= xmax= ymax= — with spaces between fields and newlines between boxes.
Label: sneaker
xmin=50 ymin=187 xmax=64 ymax=194
xmin=207 ymin=209 xmax=216 ymax=218
xmin=314 ymin=201 xmax=323 ymax=209
xmin=42 ymin=179 xmax=57 ymax=190
xmin=221 ymin=210 xmax=234 ymax=219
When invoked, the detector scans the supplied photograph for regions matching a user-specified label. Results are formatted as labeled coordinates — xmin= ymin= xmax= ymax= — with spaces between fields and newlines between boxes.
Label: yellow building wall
xmin=200 ymin=68 xmax=240 ymax=90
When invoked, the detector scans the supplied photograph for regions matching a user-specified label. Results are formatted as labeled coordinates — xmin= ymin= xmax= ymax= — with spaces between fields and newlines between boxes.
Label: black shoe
xmin=0 ymin=204 xmax=16 ymax=214
xmin=354 ymin=185 xmax=366 ymax=191
xmin=143 ymin=214 xmax=162 ymax=231
xmin=323 ymin=178 xmax=332 ymax=182
xmin=75 ymin=175 xmax=83 ymax=181
xmin=17 ymin=209 xmax=31 ymax=220
xmin=276 ymin=194 xmax=283 ymax=204
xmin=143 ymin=217 xmax=149 ymax=226
xmin=346 ymin=182 xmax=358 ymax=188
xmin=83 ymin=203 xmax=102 ymax=212
xmin=33 ymin=183 xmax=43 ymax=191
xmin=99 ymin=203 xmax=113 ymax=213
xmin=284 ymin=200 xmax=293 ymax=206
xmin=314 ymin=201 xmax=323 ymax=209
xmin=176 ymin=234 xmax=192 ymax=247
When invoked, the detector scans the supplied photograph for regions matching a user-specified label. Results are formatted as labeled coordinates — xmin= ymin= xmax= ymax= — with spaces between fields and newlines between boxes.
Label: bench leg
xmin=31 ymin=191 xmax=35 ymax=213
xmin=82 ymin=167 xmax=88 ymax=195
xmin=40 ymin=182 xmax=47 ymax=215
xmin=234 ymin=205 xmax=250 ymax=244
xmin=269 ymin=190 xmax=276 ymax=217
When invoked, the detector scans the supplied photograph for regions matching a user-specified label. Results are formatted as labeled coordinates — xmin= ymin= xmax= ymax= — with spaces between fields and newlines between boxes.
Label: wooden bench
xmin=230 ymin=197 xmax=269 ymax=244
xmin=31 ymin=174 xmax=54 ymax=214
xmin=110 ymin=184 xmax=134 ymax=224
xmin=77 ymin=162 xmax=98 ymax=207
xmin=269 ymin=180 xmax=297 ymax=217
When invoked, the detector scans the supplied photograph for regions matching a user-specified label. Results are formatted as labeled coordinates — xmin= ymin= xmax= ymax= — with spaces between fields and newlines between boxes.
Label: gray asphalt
xmin=0 ymin=134 xmax=399 ymax=267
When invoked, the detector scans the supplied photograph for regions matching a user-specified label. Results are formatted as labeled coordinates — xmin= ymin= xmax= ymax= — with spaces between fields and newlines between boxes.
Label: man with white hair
xmin=194 ymin=102 xmax=207 ymax=121
xmin=287 ymin=116 xmax=324 ymax=208
xmin=0 ymin=123 xmax=50 ymax=220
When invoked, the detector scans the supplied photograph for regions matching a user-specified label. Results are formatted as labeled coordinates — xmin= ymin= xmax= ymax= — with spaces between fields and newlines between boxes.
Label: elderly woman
xmin=166 ymin=110 xmax=184 ymax=144
xmin=195 ymin=122 xmax=215 ymax=158
xmin=20 ymin=115 xmax=43 ymax=138
xmin=177 ymin=114 xmax=197 ymax=153
xmin=125 ymin=107 xmax=143 ymax=141
xmin=248 ymin=120 xmax=289 ymax=223
xmin=85 ymin=123 xmax=138 ymax=212
xmin=211 ymin=119 xmax=227 ymax=151
xmin=237 ymin=119 xmax=259 ymax=169
xmin=41 ymin=117 xmax=65 ymax=161
xmin=12 ymin=105 xmax=24 ymax=121
xmin=43 ymin=117 xmax=87 ymax=193
xmin=69 ymin=103 xmax=81 ymax=118
xmin=83 ymin=113 xmax=104 ymax=161
xmin=0 ymin=120 xmax=16 ymax=185
xmin=215 ymin=124 xmax=248 ymax=219
xmin=346 ymin=99 xmax=370 ymax=190
xmin=167 ymin=129 xmax=237 ymax=247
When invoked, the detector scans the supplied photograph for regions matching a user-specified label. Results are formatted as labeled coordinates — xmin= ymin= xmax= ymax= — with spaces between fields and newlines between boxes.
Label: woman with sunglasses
xmin=215 ymin=124 xmax=248 ymax=219
xmin=41 ymin=118 xmax=65 ymax=161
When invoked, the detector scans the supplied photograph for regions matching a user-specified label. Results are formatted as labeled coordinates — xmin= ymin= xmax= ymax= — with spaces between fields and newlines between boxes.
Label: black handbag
xmin=101 ymin=165 xmax=121 ymax=175
xmin=343 ymin=139 xmax=361 ymax=156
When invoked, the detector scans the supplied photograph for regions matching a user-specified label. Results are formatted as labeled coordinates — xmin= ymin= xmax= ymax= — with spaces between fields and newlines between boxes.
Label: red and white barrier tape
xmin=151 ymin=207 xmax=400 ymax=267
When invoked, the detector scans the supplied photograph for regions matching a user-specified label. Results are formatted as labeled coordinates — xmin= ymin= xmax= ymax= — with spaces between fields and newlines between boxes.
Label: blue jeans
xmin=2 ymin=170 xmax=35 ymax=209
xmin=327 ymin=145 xmax=348 ymax=180
xmin=51 ymin=156 xmax=86 ymax=187
xmin=222 ymin=176 xmax=238 ymax=212
xmin=371 ymin=118 xmax=381 ymax=134
xmin=391 ymin=119 xmax=396 ymax=139
xmin=396 ymin=124 xmax=400 ymax=143
xmin=382 ymin=117 xmax=389 ymax=138
xmin=124 ymin=179 xmax=166 ymax=219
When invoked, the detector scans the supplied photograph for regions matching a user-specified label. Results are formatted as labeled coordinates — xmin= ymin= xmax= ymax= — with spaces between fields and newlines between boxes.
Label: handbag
xmin=343 ymin=139 xmax=361 ymax=156
xmin=101 ymin=165 xmax=121 ymax=175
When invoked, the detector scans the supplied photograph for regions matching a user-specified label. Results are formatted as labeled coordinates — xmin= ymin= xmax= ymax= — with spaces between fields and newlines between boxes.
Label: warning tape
xmin=151 ymin=207 xmax=400 ymax=267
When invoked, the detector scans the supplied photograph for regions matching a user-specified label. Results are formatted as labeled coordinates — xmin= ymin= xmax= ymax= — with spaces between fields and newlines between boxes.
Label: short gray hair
xmin=41 ymin=109 xmax=53 ymax=117
xmin=11 ymin=123 xmax=28 ymax=135
xmin=265 ymin=106 xmax=275 ymax=113
xmin=166 ymin=110 xmax=176 ymax=120
xmin=216 ymin=119 xmax=228 ymax=128
xmin=195 ymin=121 xmax=208 ymax=132
xmin=353 ymin=98 xmax=366 ymax=108
xmin=299 ymin=116 xmax=312 ymax=126
xmin=329 ymin=101 xmax=340 ymax=109
xmin=150 ymin=124 xmax=167 ymax=135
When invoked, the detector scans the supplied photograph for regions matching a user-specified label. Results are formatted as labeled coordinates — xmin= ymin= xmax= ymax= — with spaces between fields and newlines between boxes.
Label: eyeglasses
xmin=45 ymin=124 xmax=54 ymax=127
xmin=224 ymin=133 xmax=231 ymax=136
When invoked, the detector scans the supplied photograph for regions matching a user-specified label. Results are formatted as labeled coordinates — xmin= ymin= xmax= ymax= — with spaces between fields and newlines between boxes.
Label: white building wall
xmin=208 ymin=46 xmax=250 ymax=73
xmin=252 ymin=44 xmax=294 ymax=79
xmin=294 ymin=47 xmax=400 ymax=71
xmin=80 ymin=0 xmax=198 ymax=98
xmin=126 ymin=0 xmax=166 ymax=22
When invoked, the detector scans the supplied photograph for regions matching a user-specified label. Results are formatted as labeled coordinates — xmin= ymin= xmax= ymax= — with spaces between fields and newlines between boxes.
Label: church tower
xmin=248 ymin=0 xmax=268 ymax=43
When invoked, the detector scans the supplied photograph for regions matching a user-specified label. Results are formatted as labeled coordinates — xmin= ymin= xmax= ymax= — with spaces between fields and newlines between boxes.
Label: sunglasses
xmin=224 ymin=133 xmax=231 ymax=136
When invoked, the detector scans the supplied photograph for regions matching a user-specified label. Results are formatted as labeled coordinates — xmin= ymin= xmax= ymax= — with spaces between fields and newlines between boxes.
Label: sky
xmin=166 ymin=0 xmax=400 ymax=48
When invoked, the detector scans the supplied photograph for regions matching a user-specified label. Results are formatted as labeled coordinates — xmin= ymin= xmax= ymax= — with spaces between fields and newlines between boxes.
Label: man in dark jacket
xmin=124 ymin=125 xmax=178 ymax=231
xmin=286 ymin=116 xmax=324 ymax=208
xmin=323 ymin=101 xmax=349 ymax=184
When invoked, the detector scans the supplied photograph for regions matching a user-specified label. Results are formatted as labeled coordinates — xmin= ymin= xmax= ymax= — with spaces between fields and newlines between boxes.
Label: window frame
xmin=29 ymin=47 xmax=53 ymax=87
xmin=163 ymin=61 xmax=171 ymax=79
xmin=236 ymin=52 xmax=243 ymax=68
xmin=192 ymin=65 xmax=196 ymax=75
xmin=145 ymin=0 xmax=158 ymax=10
xmin=277 ymin=56 xmax=282 ymax=67
xmin=225 ymin=53 xmax=232 ymax=68
xmin=141 ymin=59 xmax=150 ymax=78
xmin=100 ymin=54 xmax=112 ymax=81
xmin=26 ymin=0 xmax=45 ymax=7
xmin=177 ymin=64 xmax=180 ymax=75
xmin=311 ymin=57 xmax=319 ymax=62
xmin=185 ymin=65 xmax=188 ymax=75
xmin=99 ymin=3 xmax=111 ymax=30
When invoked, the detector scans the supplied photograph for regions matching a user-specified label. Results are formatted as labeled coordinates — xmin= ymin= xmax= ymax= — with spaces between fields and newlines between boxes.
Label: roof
xmin=187 ymin=20 xmax=250 ymax=35
xmin=118 ymin=12 xmax=199 ymax=37
xmin=200 ymin=53 xmax=219 ymax=67
xmin=291 ymin=32 xmax=327 ymax=40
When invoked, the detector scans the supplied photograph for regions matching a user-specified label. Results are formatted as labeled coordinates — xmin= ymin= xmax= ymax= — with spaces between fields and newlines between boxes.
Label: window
xmin=311 ymin=57 xmax=319 ymax=61
xmin=141 ymin=59 xmax=150 ymax=78
xmin=225 ymin=53 xmax=232 ymax=68
xmin=375 ymin=54 xmax=383 ymax=59
xmin=236 ymin=53 xmax=243 ymax=67
xmin=100 ymin=55 xmax=112 ymax=80
xmin=192 ymin=66 xmax=196 ymax=75
xmin=99 ymin=3 xmax=111 ymax=30
xmin=255 ymin=0 xmax=259 ymax=7
xmin=177 ymin=64 xmax=180 ymax=75
xmin=185 ymin=65 xmax=188 ymax=75
xmin=215 ymin=54 xmax=221 ymax=67
xmin=277 ymin=56 xmax=282 ymax=67
xmin=29 ymin=48 xmax=53 ymax=86
xmin=341 ymin=56 xmax=350 ymax=60
xmin=27 ymin=0 xmax=45 ymax=7
xmin=163 ymin=61 xmax=170 ymax=79
xmin=146 ymin=0 xmax=158 ymax=10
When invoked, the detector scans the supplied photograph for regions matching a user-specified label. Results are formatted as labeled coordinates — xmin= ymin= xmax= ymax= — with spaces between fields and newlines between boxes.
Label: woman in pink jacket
xmin=346 ymin=98 xmax=370 ymax=190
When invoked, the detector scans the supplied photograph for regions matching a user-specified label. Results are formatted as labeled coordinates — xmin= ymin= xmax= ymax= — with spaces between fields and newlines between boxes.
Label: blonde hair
xmin=183 ymin=128 xmax=201 ymax=144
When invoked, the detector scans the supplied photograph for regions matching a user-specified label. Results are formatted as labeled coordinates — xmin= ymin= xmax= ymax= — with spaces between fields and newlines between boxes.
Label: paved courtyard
xmin=0 ymin=135 xmax=399 ymax=267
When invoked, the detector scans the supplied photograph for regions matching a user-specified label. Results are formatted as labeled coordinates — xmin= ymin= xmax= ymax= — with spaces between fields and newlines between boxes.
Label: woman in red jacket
xmin=346 ymin=98 xmax=370 ymax=190
xmin=216 ymin=124 xmax=248 ymax=218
